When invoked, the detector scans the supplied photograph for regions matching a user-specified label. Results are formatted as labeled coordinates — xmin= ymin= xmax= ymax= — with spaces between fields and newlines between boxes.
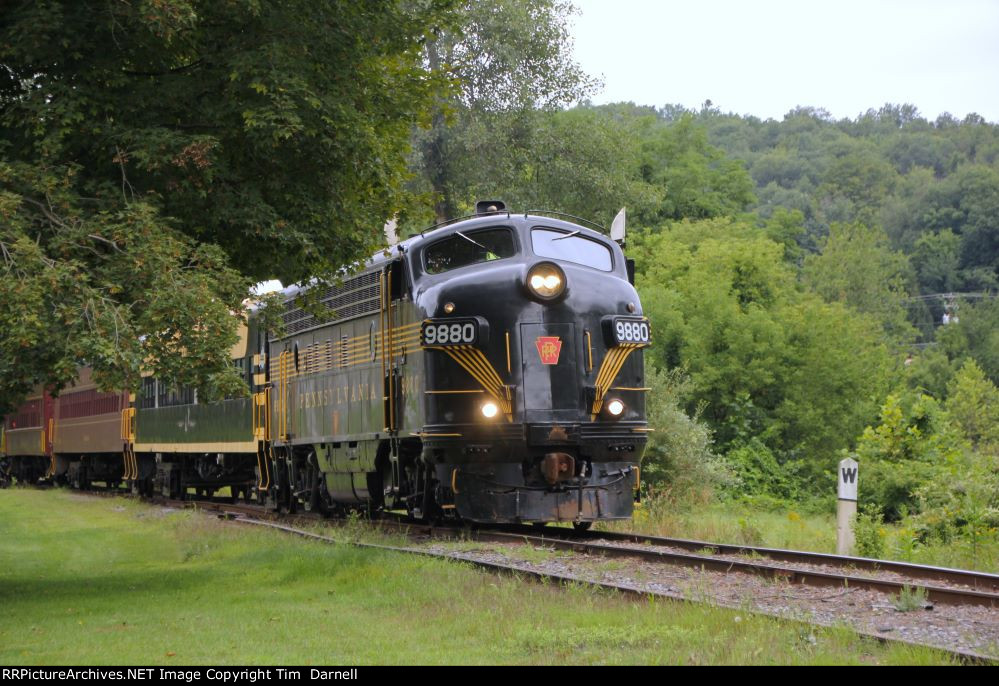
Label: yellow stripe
xmin=134 ymin=441 xmax=257 ymax=453
xmin=591 ymin=344 xmax=642 ymax=416
xmin=460 ymin=346 xmax=504 ymax=389
xmin=425 ymin=389 xmax=484 ymax=394
xmin=455 ymin=350 xmax=504 ymax=399
xmin=594 ymin=347 xmax=623 ymax=391
xmin=469 ymin=348 xmax=505 ymax=389
xmin=444 ymin=349 xmax=495 ymax=394
xmin=451 ymin=348 xmax=498 ymax=392
xmin=505 ymin=331 xmax=511 ymax=374
xmin=438 ymin=348 xmax=510 ymax=415
xmin=53 ymin=416 xmax=120 ymax=428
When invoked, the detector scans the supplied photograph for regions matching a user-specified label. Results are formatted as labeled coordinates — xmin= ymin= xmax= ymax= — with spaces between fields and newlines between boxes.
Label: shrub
xmin=640 ymin=365 xmax=729 ymax=506
xmin=853 ymin=507 xmax=887 ymax=559
xmin=855 ymin=393 xmax=965 ymax=520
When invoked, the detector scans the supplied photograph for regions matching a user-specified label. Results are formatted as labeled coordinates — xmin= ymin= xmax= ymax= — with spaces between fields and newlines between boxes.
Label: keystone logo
xmin=535 ymin=336 xmax=562 ymax=365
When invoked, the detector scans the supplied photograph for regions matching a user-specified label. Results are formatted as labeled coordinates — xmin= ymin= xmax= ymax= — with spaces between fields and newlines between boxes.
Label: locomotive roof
xmin=269 ymin=212 xmax=612 ymax=305
xmin=405 ymin=212 xmax=610 ymax=252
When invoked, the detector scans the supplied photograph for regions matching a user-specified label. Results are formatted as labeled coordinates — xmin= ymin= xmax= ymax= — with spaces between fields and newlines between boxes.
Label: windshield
xmin=423 ymin=227 xmax=517 ymax=275
xmin=531 ymin=228 xmax=613 ymax=271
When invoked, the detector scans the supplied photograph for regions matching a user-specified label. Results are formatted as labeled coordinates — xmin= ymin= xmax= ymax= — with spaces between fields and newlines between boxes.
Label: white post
xmin=837 ymin=457 xmax=858 ymax=556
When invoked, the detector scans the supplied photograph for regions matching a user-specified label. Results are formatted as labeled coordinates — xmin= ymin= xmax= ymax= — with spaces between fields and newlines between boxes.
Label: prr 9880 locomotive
xmin=1 ymin=203 xmax=649 ymax=527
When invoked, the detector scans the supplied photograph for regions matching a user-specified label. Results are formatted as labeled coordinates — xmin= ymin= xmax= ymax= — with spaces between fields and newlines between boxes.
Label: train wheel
xmin=572 ymin=521 xmax=592 ymax=532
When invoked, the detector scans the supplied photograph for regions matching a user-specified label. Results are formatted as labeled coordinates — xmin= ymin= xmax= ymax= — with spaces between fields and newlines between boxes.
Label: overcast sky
xmin=570 ymin=0 xmax=999 ymax=122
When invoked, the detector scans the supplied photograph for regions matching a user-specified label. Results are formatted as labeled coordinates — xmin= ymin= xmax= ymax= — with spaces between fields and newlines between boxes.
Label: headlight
xmin=526 ymin=262 xmax=566 ymax=301
xmin=481 ymin=401 xmax=499 ymax=419
xmin=606 ymin=399 xmax=625 ymax=417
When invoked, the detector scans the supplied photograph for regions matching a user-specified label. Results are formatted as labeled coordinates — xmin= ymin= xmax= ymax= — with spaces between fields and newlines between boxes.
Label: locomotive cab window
xmin=423 ymin=227 xmax=516 ymax=275
xmin=531 ymin=228 xmax=613 ymax=272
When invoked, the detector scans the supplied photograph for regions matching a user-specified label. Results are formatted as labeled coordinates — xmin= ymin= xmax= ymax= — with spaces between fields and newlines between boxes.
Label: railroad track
xmin=176 ymin=496 xmax=999 ymax=609
xmin=489 ymin=528 xmax=999 ymax=608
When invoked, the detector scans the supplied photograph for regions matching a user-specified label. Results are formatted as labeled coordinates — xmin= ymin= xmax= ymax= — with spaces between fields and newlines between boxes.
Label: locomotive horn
xmin=383 ymin=217 xmax=399 ymax=247
xmin=611 ymin=207 xmax=626 ymax=244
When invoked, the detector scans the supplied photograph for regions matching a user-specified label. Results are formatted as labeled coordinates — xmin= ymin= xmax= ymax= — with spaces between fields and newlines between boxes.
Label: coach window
xmin=531 ymin=228 xmax=613 ymax=271
xmin=423 ymin=227 xmax=516 ymax=275
xmin=140 ymin=377 xmax=157 ymax=409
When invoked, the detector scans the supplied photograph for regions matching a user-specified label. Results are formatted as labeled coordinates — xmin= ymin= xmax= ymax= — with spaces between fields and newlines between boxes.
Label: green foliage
xmin=411 ymin=97 xmax=756 ymax=229
xmin=912 ymin=448 xmax=999 ymax=556
xmin=639 ymin=365 xmax=725 ymax=503
xmin=633 ymin=218 xmax=893 ymax=474
xmin=0 ymin=1 xmax=451 ymax=409
xmin=911 ymin=229 xmax=963 ymax=294
xmin=945 ymin=359 xmax=999 ymax=453
xmin=650 ymin=102 xmax=999 ymax=295
xmin=410 ymin=0 xmax=598 ymax=221
xmin=853 ymin=507 xmax=888 ymax=559
xmin=0 ymin=161 xmax=249 ymax=409
xmin=428 ymin=106 xmax=663 ymax=228
xmin=721 ymin=438 xmax=800 ymax=505
xmin=802 ymin=222 xmax=916 ymax=343
xmin=892 ymin=585 xmax=929 ymax=613
xmin=937 ymin=298 xmax=999 ymax=386
xmin=855 ymin=393 xmax=966 ymax=520
xmin=760 ymin=208 xmax=807 ymax=263
xmin=901 ymin=347 xmax=958 ymax=400
xmin=634 ymin=114 xmax=757 ymax=222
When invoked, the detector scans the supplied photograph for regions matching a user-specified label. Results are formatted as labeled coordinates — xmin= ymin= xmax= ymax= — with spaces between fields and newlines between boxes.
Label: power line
xmin=905 ymin=291 xmax=996 ymax=302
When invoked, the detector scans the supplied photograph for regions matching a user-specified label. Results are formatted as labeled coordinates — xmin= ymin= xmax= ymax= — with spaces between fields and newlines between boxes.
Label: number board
xmin=421 ymin=317 xmax=489 ymax=347
xmin=602 ymin=316 xmax=651 ymax=346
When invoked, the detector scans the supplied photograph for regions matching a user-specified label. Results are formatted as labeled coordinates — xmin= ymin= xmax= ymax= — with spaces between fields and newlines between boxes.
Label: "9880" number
xmin=422 ymin=319 xmax=478 ymax=346
xmin=606 ymin=317 xmax=650 ymax=345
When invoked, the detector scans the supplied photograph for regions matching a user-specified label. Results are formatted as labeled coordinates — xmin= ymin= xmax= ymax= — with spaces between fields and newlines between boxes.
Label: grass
xmin=616 ymin=497 xmax=999 ymax=573
xmin=0 ymin=488 xmax=957 ymax=665
xmin=619 ymin=499 xmax=839 ymax=551
xmin=892 ymin=585 xmax=930 ymax=613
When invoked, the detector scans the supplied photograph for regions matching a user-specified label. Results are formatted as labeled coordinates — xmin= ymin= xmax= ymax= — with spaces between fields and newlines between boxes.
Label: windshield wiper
xmin=455 ymin=230 xmax=488 ymax=250
xmin=552 ymin=230 xmax=581 ymax=241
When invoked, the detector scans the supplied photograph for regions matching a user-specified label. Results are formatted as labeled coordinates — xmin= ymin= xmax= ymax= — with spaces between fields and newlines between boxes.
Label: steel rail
xmin=567 ymin=528 xmax=999 ymax=592
xmin=470 ymin=529 xmax=999 ymax=608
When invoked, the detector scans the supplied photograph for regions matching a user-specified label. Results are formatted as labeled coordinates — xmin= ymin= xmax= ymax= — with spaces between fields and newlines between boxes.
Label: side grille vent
xmin=281 ymin=271 xmax=381 ymax=335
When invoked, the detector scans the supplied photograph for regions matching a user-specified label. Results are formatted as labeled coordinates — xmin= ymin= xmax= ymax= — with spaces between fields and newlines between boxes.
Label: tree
xmin=946 ymin=360 xmax=999 ymax=454
xmin=0 ymin=1 xmax=452 ymax=411
xmin=912 ymin=229 xmax=963 ymax=294
xmin=802 ymin=222 xmax=916 ymax=343
xmin=411 ymin=0 xmax=598 ymax=222
xmin=937 ymin=297 xmax=999 ymax=385
xmin=818 ymin=148 xmax=899 ymax=225
xmin=636 ymin=115 xmax=756 ymax=222
xmin=633 ymin=218 xmax=893 ymax=471
xmin=855 ymin=393 xmax=965 ymax=520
